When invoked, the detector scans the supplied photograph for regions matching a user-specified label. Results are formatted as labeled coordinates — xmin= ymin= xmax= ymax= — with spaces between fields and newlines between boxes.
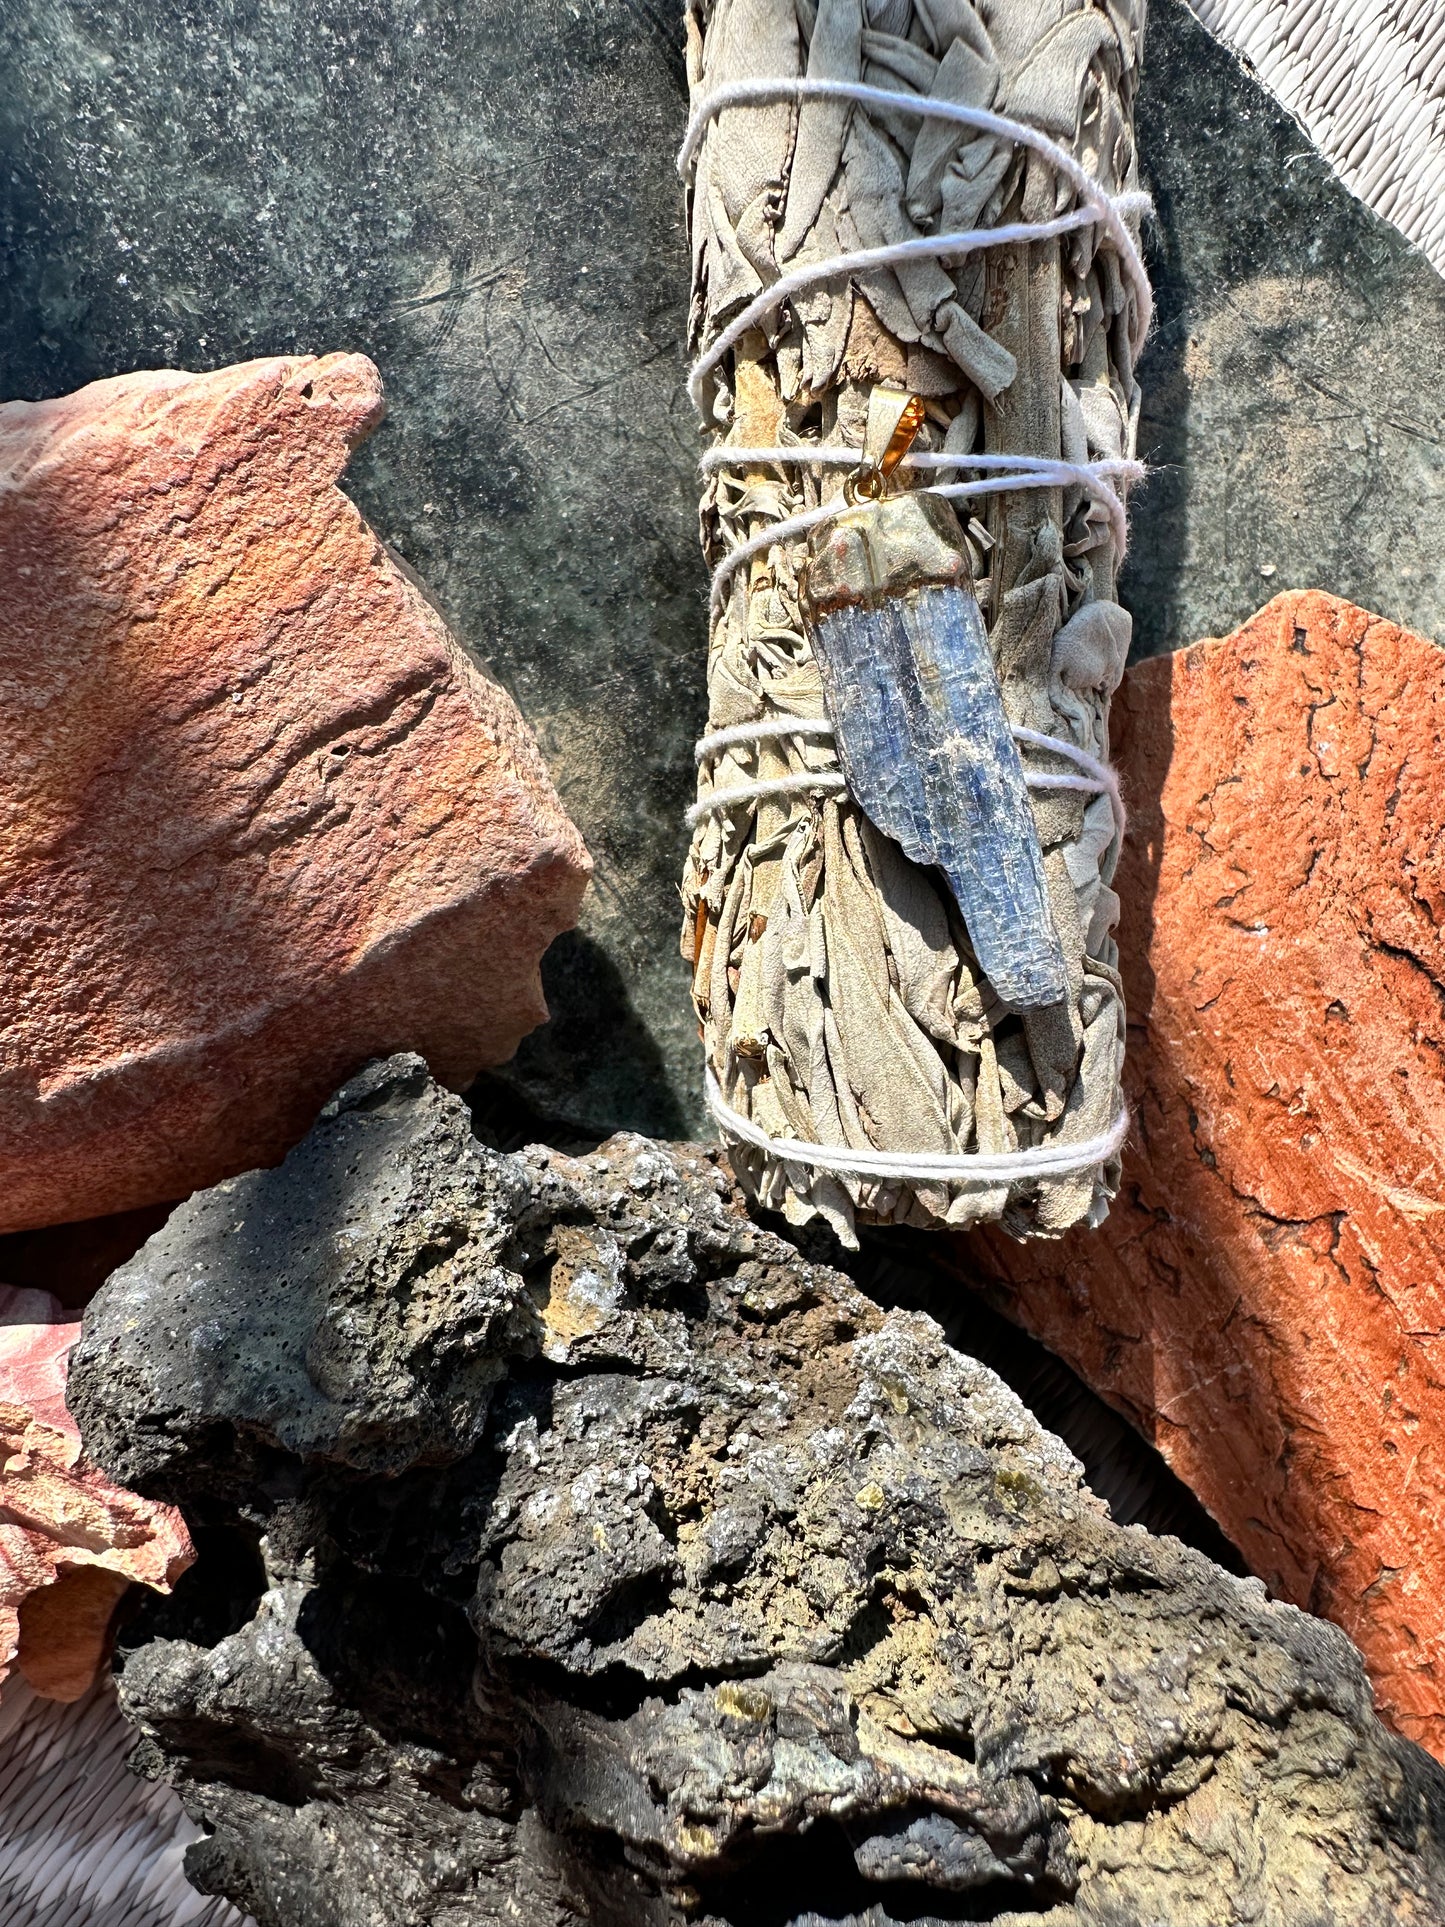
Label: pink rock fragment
xmin=0 ymin=1285 xmax=192 ymax=1702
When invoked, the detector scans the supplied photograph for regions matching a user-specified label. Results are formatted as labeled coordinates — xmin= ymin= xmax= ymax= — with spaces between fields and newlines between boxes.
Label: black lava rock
xmin=69 ymin=1058 xmax=1445 ymax=1927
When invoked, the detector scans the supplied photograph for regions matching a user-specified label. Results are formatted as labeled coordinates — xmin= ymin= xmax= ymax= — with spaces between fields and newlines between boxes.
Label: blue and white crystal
xmin=804 ymin=496 xmax=1068 ymax=1010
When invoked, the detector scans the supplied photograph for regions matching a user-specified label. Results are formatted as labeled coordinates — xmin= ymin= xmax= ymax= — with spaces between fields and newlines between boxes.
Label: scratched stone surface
xmin=1120 ymin=0 xmax=1445 ymax=658
xmin=0 ymin=0 xmax=1440 ymax=1139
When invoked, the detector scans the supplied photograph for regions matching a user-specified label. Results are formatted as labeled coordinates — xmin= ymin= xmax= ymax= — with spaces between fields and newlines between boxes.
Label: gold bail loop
xmin=846 ymin=386 xmax=925 ymax=504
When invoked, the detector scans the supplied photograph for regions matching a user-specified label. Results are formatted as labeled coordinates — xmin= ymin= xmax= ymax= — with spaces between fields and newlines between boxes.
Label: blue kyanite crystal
xmin=803 ymin=494 xmax=1068 ymax=1010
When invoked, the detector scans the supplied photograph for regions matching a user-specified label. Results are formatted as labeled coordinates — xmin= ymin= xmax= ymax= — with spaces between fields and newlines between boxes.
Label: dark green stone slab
xmin=1121 ymin=1 xmax=1445 ymax=659
xmin=1 ymin=0 xmax=1439 ymax=1137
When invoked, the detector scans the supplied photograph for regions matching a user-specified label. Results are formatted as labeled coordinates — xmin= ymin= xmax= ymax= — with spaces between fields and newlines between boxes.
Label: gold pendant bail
xmin=846 ymin=386 xmax=925 ymax=504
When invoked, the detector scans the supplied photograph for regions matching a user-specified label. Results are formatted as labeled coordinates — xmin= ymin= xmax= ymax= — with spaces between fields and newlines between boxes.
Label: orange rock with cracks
xmin=0 ymin=353 xmax=590 ymax=1233
xmin=965 ymin=592 xmax=1445 ymax=1756
xmin=0 ymin=1285 xmax=192 ymax=1701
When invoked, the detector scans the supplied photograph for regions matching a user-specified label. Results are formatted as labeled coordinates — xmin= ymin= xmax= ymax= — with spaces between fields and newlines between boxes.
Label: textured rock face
xmin=967 ymin=592 xmax=1445 ymax=1757
xmin=68 ymin=1059 xmax=1445 ymax=1927
xmin=0 ymin=354 xmax=589 ymax=1233
xmin=0 ymin=1286 xmax=192 ymax=1702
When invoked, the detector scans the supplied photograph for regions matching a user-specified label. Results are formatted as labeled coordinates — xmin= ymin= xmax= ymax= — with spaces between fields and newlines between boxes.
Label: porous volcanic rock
xmin=68 ymin=1058 xmax=1445 ymax=1927
xmin=966 ymin=591 xmax=1445 ymax=1757
xmin=0 ymin=1285 xmax=192 ymax=1702
xmin=0 ymin=353 xmax=589 ymax=1233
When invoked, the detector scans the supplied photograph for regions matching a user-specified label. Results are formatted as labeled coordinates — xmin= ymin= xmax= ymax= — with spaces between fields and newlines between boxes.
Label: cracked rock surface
xmin=967 ymin=590 xmax=1445 ymax=1758
xmin=69 ymin=1057 xmax=1445 ymax=1926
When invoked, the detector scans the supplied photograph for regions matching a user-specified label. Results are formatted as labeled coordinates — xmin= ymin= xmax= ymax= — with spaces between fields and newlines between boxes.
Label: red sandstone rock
xmin=0 ymin=1286 xmax=192 ymax=1701
xmin=0 ymin=355 xmax=589 ymax=1233
xmin=965 ymin=592 xmax=1445 ymax=1756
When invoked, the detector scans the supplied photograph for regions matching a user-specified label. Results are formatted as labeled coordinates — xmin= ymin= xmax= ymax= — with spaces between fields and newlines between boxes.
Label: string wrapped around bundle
xmin=680 ymin=0 xmax=1150 ymax=1247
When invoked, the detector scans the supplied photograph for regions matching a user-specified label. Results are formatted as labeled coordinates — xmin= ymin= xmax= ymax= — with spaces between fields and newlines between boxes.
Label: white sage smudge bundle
xmin=679 ymin=0 xmax=1151 ymax=1246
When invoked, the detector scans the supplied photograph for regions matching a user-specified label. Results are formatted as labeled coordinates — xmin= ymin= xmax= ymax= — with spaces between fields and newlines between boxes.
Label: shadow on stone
xmin=469 ymin=929 xmax=692 ymax=1144
xmin=0 ymin=1203 xmax=177 ymax=1310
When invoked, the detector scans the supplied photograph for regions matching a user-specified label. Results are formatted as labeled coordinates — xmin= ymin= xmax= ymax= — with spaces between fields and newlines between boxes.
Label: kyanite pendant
xmin=801 ymin=491 xmax=1068 ymax=1010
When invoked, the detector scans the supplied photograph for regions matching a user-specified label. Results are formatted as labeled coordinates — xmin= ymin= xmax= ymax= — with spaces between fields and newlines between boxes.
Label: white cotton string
xmin=686 ymin=717 xmax=1123 ymax=841
xmin=685 ymin=770 xmax=848 ymax=824
xmin=706 ymin=1070 xmax=1129 ymax=1182
xmin=708 ymin=464 xmax=1135 ymax=620
xmin=1011 ymin=723 xmax=1126 ymax=842
xmin=695 ymin=717 xmax=837 ymax=760
xmin=677 ymin=77 xmax=1154 ymax=354
xmin=700 ymin=446 xmax=867 ymax=473
xmin=704 ymin=451 xmax=1143 ymax=582
xmin=709 ymin=500 xmax=844 ymax=617
xmin=688 ymin=204 xmax=1149 ymax=412
xmin=700 ymin=448 xmax=1146 ymax=483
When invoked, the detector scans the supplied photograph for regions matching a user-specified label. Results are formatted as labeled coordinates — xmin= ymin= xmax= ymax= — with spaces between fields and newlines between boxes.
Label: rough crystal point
xmin=963 ymin=592 xmax=1445 ymax=1756
xmin=805 ymin=495 xmax=1067 ymax=1008
xmin=0 ymin=353 xmax=590 ymax=1233
xmin=0 ymin=1284 xmax=192 ymax=1702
